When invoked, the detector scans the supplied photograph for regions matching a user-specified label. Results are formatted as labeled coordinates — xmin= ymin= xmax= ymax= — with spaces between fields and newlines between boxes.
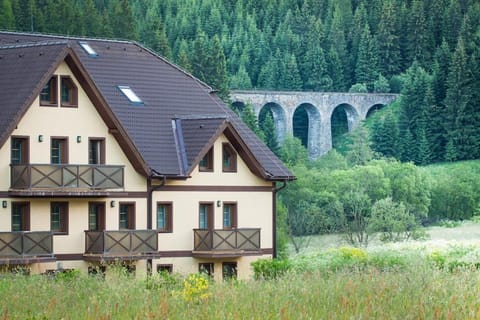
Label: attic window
xmin=60 ymin=76 xmax=78 ymax=107
xmin=199 ymin=147 xmax=213 ymax=172
xmin=222 ymin=143 xmax=237 ymax=172
xmin=118 ymin=86 xmax=143 ymax=105
xmin=40 ymin=76 xmax=58 ymax=106
xmin=79 ymin=42 xmax=97 ymax=57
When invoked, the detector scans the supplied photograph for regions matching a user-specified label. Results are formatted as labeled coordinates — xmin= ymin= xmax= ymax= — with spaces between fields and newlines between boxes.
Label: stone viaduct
xmin=231 ymin=90 xmax=399 ymax=159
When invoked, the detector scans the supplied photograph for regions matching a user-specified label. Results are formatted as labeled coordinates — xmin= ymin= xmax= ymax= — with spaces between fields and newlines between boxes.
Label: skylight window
xmin=79 ymin=41 xmax=97 ymax=57
xmin=118 ymin=86 xmax=143 ymax=104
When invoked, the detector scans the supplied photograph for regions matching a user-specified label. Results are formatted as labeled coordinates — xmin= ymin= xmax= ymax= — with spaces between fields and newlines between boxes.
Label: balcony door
xmin=11 ymin=137 xmax=29 ymax=165
xmin=11 ymin=202 xmax=30 ymax=231
xmin=199 ymin=203 xmax=214 ymax=230
xmin=88 ymin=202 xmax=105 ymax=231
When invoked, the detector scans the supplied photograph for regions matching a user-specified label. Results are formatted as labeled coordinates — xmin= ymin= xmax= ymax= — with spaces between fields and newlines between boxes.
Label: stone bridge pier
xmin=231 ymin=91 xmax=398 ymax=159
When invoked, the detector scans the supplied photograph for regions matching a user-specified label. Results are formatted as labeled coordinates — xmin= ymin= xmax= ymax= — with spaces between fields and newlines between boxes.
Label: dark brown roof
xmin=0 ymin=42 xmax=69 ymax=146
xmin=0 ymin=31 xmax=294 ymax=181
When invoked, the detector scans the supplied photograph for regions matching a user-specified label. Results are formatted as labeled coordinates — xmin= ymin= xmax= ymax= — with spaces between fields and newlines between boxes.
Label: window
xmin=157 ymin=203 xmax=172 ymax=232
xmin=88 ymin=202 xmax=105 ymax=231
xmin=88 ymin=138 xmax=105 ymax=164
xmin=199 ymin=263 xmax=214 ymax=277
xmin=40 ymin=76 xmax=58 ymax=106
xmin=199 ymin=203 xmax=213 ymax=230
xmin=79 ymin=41 xmax=98 ymax=57
xmin=51 ymin=202 xmax=68 ymax=234
xmin=222 ymin=262 xmax=237 ymax=280
xmin=11 ymin=137 xmax=29 ymax=165
xmin=11 ymin=202 xmax=30 ymax=231
xmin=51 ymin=138 xmax=68 ymax=164
xmin=157 ymin=264 xmax=173 ymax=274
xmin=60 ymin=76 xmax=78 ymax=107
xmin=199 ymin=147 xmax=213 ymax=172
xmin=223 ymin=203 xmax=237 ymax=229
xmin=118 ymin=86 xmax=143 ymax=104
xmin=119 ymin=203 xmax=135 ymax=230
xmin=222 ymin=143 xmax=237 ymax=172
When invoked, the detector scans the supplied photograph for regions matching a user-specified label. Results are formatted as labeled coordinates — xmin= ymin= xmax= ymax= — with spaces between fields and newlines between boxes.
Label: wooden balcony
xmin=10 ymin=164 xmax=124 ymax=195
xmin=193 ymin=228 xmax=261 ymax=257
xmin=84 ymin=230 xmax=159 ymax=261
xmin=0 ymin=231 xmax=54 ymax=264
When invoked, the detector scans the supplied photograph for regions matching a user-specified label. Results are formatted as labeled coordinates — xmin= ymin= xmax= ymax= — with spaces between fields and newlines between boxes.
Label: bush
xmin=251 ymin=258 xmax=291 ymax=280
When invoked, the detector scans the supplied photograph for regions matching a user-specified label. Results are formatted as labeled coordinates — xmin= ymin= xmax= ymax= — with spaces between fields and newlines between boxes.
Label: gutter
xmin=272 ymin=180 xmax=288 ymax=259
xmin=146 ymin=174 xmax=166 ymax=274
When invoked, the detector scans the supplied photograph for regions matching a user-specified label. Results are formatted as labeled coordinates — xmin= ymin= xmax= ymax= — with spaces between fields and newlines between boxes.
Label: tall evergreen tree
xmin=355 ymin=23 xmax=377 ymax=91
xmin=0 ymin=0 xmax=15 ymax=30
xmin=444 ymin=37 xmax=471 ymax=160
xmin=260 ymin=111 xmax=279 ymax=155
xmin=375 ymin=0 xmax=402 ymax=78
xmin=110 ymin=0 xmax=137 ymax=40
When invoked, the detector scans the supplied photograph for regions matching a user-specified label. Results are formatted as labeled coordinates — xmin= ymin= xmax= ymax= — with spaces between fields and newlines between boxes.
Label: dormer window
xmin=40 ymin=76 xmax=58 ymax=106
xmin=60 ymin=76 xmax=78 ymax=107
xmin=199 ymin=147 xmax=213 ymax=172
xmin=118 ymin=86 xmax=143 ymax=105
xmin=222 ymin=143 xmax=237 ymax=172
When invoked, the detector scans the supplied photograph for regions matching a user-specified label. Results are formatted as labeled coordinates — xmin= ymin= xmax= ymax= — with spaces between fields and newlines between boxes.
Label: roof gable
xmin=0 ymin=31 xmax=294 ymax=181
xmin=0 ymin=41 xmax=150 ymax=176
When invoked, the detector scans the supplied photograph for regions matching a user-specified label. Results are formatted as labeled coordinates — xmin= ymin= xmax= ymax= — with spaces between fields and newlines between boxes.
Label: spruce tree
xmin=375 ymin=1 xmax=402 ymax=78
xmin=0 ymin=0 xmax=15 ymax=30
xmin=261 ymin=111 xmax=279 ymax=155
xmin=444 ymin=37 xmax=471 ymax=160
xmin=355 ymin=23 xmax=377 ymax=91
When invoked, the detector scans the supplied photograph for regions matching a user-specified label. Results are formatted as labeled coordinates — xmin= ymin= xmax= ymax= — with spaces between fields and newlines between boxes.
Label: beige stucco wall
xmin=0 ymin=61 xmax=145 ymax=192
xmin=168 ymin=135 xmax=272 ymax=187
xmin=152 ymin=255 xmax=271 ymax=281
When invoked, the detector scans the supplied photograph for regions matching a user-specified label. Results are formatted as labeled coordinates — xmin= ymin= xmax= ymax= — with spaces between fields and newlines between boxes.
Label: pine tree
xmin=0 ymin=0 xmax=15 ymax=30
xmin=405 ymin=0 xmax=430 ymax=67
xmin=375 ymin=1 xmax=402 ymax=78
xmin=241 ymin=103 xmax=264 ymax=140
xmin=444 ymin=37 xmax=471 ymax=160
xmin=12 ymin=0 xmax=34 ymax=31
xmin=206 ymin=35 xmax=229 ymax=101
xmin=260 ymin=111 xmax=279 ymax=155
xmin=355 ymin=23 xmax=377 ymax=91
xmin=81 ymin=0 xmax=102 ymax=37
xmin=415 ymin=126 xmax=431 ymax=165
xmin=110 ymin=0 xmax=137 ymax=40
xmin=281 ymin=53 xmax=302 ymax=90
xmin=230 ymin=63 xmax=253 ymax=90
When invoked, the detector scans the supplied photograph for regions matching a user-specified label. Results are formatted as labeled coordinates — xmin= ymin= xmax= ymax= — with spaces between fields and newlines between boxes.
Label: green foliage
xmin=348 ymin=83 xmax=368 ymax=93
xmin=368 ymin=197 xmax=418 ymax=242
xmin=278 ymin=136 xmax=308 ymax=167
xmin=251 ymin=258 xmax=291 ymax=280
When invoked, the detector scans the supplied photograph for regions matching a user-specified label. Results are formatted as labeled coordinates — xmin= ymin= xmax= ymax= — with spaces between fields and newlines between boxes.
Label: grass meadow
xmin=1 ymin=222 xmax=480 ymax=319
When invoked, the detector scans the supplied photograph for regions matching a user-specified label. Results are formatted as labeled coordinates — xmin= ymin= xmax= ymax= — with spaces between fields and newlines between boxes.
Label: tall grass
xmin=1 ymin=254 xmax=480 ymax=319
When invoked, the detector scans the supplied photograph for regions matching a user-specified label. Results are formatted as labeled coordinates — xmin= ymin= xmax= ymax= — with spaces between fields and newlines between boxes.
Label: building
xmin=0 ymin=32 xmax=294 ymax=280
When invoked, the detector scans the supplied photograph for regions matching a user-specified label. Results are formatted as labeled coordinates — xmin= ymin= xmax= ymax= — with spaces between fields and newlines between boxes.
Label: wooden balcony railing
xmin=11 ymin=164 xmax=124 ymax=190
xmin=84 ymin=230 xmax=158 ymax=257
xmin=193 ymin=228 xmax=261 ymax=251
xmin=0 ymin=231 xmax=54 ymax=258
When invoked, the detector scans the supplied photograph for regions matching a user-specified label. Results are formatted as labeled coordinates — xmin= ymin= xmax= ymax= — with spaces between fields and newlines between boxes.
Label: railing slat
xmin=11 ymin=164 xmax=124 ymax=189
xmin=84 ymin=230 xmax=158 ymax=256
xmin=193 ymin=228 xmax=261 ymax=251
xmin=0 ymin=231 xmax=53 ymax=258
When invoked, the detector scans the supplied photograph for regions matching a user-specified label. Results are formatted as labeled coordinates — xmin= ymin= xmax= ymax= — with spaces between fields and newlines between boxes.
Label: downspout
xmin=273 ymin=180 xmax=287 ymax=259
xmin=147 ymin=174 xmax=166 ymax=274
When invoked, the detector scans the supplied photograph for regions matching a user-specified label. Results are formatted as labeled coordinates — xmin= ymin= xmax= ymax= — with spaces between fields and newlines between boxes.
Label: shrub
xmin=251 ymin=258 xmax=291 ymax=280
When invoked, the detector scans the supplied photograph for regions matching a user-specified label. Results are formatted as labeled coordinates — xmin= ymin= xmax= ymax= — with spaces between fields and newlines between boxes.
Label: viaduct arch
xmin=231 ymin=90 xmax=399 ymax=159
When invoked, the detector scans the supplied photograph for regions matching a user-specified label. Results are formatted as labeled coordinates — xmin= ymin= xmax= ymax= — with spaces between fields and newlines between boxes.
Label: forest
xmin=1 ymin=0 xmax=479 ymax=164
